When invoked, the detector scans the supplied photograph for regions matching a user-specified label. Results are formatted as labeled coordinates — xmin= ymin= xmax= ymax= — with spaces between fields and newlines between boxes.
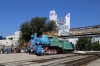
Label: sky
xmin=0 ymin=0 xmax=100 ymax=37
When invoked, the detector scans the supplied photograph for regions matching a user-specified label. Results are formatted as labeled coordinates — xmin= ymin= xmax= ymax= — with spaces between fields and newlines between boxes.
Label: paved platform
xmin=0 ymin=53 xmax=37 ymax=63
xmin=1 ymin=53 xmax=99 ymax=66
xmin=87 ymin=58 xmax=100 ymax=66
xmin=0 ymin=53 xmax=75 ymax=64
xmin=74 ymin=50 xmax=100 ymax=54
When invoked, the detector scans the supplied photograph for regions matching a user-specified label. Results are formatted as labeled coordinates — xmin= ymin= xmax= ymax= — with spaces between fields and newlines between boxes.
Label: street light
xmin=3 ymin=45 xmax=5 ymax=54
xmin=12 ymin=43 xmax=13 ymax=49
xmin=30 ymin=25 xmax=36 ymax=37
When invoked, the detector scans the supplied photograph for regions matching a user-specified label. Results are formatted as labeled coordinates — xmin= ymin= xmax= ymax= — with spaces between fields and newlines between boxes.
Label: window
xmin=58 ymin=26 xmax=60 ymax=30
xmin=50 ymin=13 xmax=54 ymax=16
xmin=93 ymin=39 xmax=95 ymax=41
xmin=67 ymin=15 xmax=69 ymax=17
xmin=14 ymin=37 xmax=15 ymax=39
xmin=66 ymin=25 xmax=68 ymax=29
xmin=65 ymin=25 xmax=67 ymax=29
xmin=63 ymin=26 xmax=64 ymax=29
xmin=6 ymin=42 xmax=8 ymax=44
xmin=55 ymin=13 xmax=56 ymax=16
xmin=61 ymin=25 xmax=63 ymax=30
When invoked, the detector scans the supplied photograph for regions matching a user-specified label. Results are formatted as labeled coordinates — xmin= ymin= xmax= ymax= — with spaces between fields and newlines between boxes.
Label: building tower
xmin=49 ymin=10 xmax=58 ymax=26
xmin=65 ymin=13 xmax=70 ymax=30
xmin=49 ymin=10 xmax=70 ymax=36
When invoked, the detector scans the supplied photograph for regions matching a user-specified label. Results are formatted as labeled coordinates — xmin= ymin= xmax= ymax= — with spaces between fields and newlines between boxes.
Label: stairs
xmin=43 ymin=31 xmax=58 ymax=37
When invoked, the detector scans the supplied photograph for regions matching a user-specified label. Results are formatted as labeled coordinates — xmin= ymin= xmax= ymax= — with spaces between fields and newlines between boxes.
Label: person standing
xmin=28 ymin=46 xmax=31 ymax=55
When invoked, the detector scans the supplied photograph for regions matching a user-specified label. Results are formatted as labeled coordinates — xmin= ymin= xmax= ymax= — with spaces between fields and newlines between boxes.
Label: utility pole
xmin=30 ymin=25 xmax=36 ymax=37
xmin=32 ymin=27 xmax=33 ymax=35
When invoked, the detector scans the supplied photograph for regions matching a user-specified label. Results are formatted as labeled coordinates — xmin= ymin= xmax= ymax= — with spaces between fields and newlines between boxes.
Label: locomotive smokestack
xmin=34 ymin=33 xmax=37 ymax=38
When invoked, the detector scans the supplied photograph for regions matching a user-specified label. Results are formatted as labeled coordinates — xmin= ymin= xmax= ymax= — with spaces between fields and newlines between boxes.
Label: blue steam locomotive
xmin=30 ymin=33 xmax=74 ymax=56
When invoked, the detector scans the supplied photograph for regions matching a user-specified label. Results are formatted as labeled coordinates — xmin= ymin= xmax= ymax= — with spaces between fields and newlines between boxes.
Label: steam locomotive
xmin=30 ymin=33 xmax=74 ymax=56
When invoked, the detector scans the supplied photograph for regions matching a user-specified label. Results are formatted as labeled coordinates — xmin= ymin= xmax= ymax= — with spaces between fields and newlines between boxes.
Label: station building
xmin=49 ymin=10 xmax=78 ymax=46
xmin=92 ymin=37 xmax=100 ymax=43
xmin=0 ymin=10 xmax=99 ymax=47
xmin=49 ymin=10 xmax=70 ymax=36
xmin=0 ymin=31 xmax=21 ymax=46
xmin=0 ymin=36 xmax=3 ymax=40
xmin=49 ymin=10 xmax=100 ymax=45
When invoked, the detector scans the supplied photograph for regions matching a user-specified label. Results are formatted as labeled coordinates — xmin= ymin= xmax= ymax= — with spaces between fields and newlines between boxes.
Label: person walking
xmin=28 ymin=46 xmax=31 ymax=55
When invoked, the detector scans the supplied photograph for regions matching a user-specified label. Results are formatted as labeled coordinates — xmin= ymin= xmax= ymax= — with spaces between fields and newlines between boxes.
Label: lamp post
xmin=30 ymin=26 xmax=33 ymax=35
xmin=3 ymin=45 xmax=5 ymax=54
xmin=30 ymin=25 xmax=36 ymax=37
xmin=12 ymin=43 xmax=13 ymax=49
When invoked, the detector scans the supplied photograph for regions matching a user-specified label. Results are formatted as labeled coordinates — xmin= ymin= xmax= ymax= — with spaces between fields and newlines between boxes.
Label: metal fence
xmin=0 ymin=44 xmax=20 ymax=54
xmin=0 ymin=45 xmax=18 ymax=49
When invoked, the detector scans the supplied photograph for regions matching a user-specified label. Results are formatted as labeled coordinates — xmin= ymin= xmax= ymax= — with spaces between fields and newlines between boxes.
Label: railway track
xmin=44 ymin=55 xmax=100 ymax=66
xmin=29 ymin=54 xmax=80 ymax=63
xmin=1 ymin=53 xmax=98 ymax=66
xmin=0 ymin=54 xmax=80 ymax=66
xmin=63 ymin=56 xmax=98 ymax=66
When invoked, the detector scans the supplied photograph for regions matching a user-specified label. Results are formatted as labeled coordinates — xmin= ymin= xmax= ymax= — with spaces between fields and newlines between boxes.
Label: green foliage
xmin=20 ymin=21 xmax=32 ymax=41
xmin=18 ymin=17 xmax=57 ymax=45
xmin=17 ymin=35 xmax=25 ymax=45
xmin=75 ymin=37 xmax=91 ymax=51
xmin=29 ymin=17 xmax=48 ymax=37
xmin=46 ymin=20 xmax=57 ymax=31
xmin=41 ymin=20 xmax=57 ymax=32
xmin=91 ymin=41 xmax=100 ymax=51
xmin=76 ymin=37 xmax=100 ymax=51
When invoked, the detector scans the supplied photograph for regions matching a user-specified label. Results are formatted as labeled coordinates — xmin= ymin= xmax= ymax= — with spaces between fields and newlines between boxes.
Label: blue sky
xmin=0 ymin=0 xmax=100 ymax=37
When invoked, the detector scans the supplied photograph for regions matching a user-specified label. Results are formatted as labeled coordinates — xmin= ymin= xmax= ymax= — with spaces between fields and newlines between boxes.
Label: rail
xmin=44 ymin=55 xmax=100 ymax=66
xmin=0 ymin=54 xmax=79 ymax=66
xmin=58 ymin=55 xmax=99 ymax=66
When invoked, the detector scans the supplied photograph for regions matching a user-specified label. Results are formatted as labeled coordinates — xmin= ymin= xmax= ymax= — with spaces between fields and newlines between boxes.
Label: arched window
xmin=66 ymin=25 xmax=68 ymax=29
xmin=50 ymin=13 xmax=54 ymax=16
xmin=65 ymin=25 xmax=67 ymax=29
xmin=63 ymin=25 xmax=64 ymax=29
xmin=6 ymin=42 xmax=8 ymax=44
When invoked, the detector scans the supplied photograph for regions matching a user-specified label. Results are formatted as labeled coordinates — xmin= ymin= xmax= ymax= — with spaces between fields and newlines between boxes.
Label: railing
xmin=70 ymin=25 xmax=100 ymax=35
xmin=44 ymin=25 xmax=100 ymax=37
xmin=43 ymin=31 xmax=58 ymax=37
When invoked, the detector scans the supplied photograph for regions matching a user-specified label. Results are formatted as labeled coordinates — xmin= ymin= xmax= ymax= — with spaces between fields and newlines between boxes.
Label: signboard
xmin=57 ymin=18 xmax=66 ymax=24
xmin=58 ymin=30 xmax=70 ymax=36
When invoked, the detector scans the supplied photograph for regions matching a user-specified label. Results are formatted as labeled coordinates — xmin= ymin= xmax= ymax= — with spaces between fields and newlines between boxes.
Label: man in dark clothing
xmin=28 ymin=46 xmax=31 ymax=55
xmin=1 ymin=49 xmax=4 ymax=54
xmin=29 ymin=49 xmax=31 ymax=55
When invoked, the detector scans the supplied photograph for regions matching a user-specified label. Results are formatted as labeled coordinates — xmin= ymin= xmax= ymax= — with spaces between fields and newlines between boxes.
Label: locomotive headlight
xmin=37 ymin=42 xmax=39 ymax=44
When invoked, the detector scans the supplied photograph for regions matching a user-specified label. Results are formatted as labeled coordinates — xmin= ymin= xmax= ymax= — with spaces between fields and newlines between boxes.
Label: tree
xmin=75 ymin=37 xmax=91 ymax=51
xmin=18 ymin=17 xmax=57 ymax=45
xmin=19 ymin=21 xmax=32 ymax=41
xmin=18 ymin=35 xmax=25 ymax=45
xmin=30 ymin=17 xmax=47 ymax=35
xmin=91 ymin=41 xmax=100 ymax=51
xmin=46 ymin=20 xmax=57 ymax=32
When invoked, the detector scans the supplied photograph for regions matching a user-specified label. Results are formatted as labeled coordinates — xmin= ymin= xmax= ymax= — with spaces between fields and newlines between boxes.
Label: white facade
xmin=0 ymin=31 xmax=21 ymax=46
xmin=92 ymin=37 xmax=100 ymax=44
xmin=6 ymin=31 xmax=21 ymax=40
xmin=49 ymin=10 xmax=79 ymax=46
xmin=68 ymin=38 xmax=78 ymax=46
xmin=0 ymin=40 xmax=18 ymax=46
xmin=58 ymin=37 xmax=78 ymax=47
xmin=49 ymin=10 xmax=70 ymax=36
